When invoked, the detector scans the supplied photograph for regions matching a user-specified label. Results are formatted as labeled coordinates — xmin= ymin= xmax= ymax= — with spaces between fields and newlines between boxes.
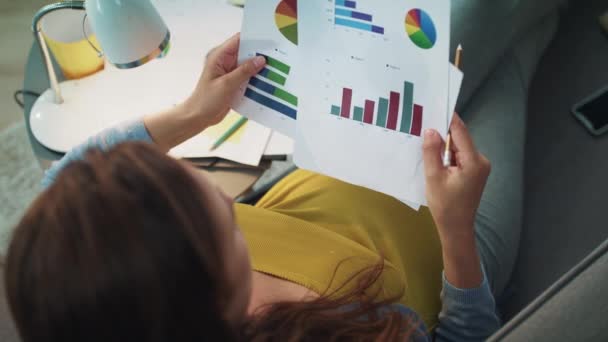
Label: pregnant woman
xmin=5 ymin=35 xmax=513 ymax=341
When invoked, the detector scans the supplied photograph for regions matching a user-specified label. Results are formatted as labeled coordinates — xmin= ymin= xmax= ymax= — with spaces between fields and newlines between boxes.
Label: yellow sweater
xmin=235 ymin=170 xmax=443 ymax=329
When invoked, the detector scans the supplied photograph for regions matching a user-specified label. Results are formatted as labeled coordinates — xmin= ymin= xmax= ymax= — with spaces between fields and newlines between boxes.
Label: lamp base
xmin=30 ymin=70 xmax=187 ymax=154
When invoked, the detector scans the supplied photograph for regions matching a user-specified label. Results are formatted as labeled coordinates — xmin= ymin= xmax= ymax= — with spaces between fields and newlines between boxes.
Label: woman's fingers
xmin=203 ymin=34 xmax=266 ymax=90
xmin=423 ymin=129 xmax=446 ymax=181
xmin=204 ymin=33 xmax=241 ymax=80
xmin=449 ymin=114 xmax=478 ymax=162
xmin=449 ymin=114 xmax=491 ymax=177
xmin=222 ymin=33 xmax=241 ymax=53
xmin=222 ymin=56 xmax=266 ymax=90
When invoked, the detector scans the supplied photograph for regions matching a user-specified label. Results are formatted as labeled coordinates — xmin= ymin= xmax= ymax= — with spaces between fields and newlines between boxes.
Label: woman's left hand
xmin=144 ymin=34 xmax=265 ymax=152
xmin=186 ymin=33 xmax=267 ymax=127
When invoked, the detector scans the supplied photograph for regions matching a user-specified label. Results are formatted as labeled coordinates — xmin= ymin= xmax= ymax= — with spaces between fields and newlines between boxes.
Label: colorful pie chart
xmin=405 ymin=9 xmax=437 ymax=49
xmin=275 ymin=0 xmax=298 ymax=45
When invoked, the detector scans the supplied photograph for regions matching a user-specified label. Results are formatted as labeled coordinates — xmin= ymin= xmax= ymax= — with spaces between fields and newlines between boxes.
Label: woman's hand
xmin=186 ymin=33 xmax=267 ymax=127
xmin=423 ymin=114 xmax=491 ymax=237
xmin=144 ymin=34 xmax=266 ymax=152
xmin=422 ymin=114 xmax=491 ymax=288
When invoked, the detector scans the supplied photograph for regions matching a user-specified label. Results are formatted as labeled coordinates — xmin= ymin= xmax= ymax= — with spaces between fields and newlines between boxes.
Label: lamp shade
xmin=85 ymin=0 xmax=170 ymax=69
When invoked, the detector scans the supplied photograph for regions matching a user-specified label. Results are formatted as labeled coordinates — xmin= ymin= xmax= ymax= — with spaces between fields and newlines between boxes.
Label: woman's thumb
xmin=223 ymin=56 xmax=266 ymax=89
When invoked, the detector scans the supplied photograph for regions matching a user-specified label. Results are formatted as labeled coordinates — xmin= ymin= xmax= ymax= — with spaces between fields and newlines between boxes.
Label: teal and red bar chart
xmin=329 ymin=81 xmax=424 ymax=136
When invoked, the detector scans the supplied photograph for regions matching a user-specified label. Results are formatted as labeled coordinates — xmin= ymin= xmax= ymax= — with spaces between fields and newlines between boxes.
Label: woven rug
xmin=0 ymin=120 xmax=44 ymax=256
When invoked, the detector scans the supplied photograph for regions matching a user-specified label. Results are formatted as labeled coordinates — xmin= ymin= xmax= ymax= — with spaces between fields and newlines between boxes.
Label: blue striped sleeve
xmin=42 ymin=119 xmax=153 ymax=188
xmin=434 ymin=271 xmax=501 ymax=341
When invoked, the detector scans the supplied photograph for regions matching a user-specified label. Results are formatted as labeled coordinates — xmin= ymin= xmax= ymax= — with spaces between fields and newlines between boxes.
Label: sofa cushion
xmin=451 ymin=0 xmax=566 ymax=108
xmin=489 ymin=239 xmax=608 ymax=341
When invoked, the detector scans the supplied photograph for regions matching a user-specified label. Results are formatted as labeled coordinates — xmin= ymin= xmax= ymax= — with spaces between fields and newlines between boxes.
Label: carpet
xmin=0 ymin=120 xmax=44 ymax=257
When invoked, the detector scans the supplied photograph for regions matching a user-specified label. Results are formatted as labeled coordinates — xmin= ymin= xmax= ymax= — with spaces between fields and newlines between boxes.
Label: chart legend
xmin=334 ymin=0 xmax=384 ymax=35
xmin=245 ymin=53 xmax=298 ymax=120
xmin=406 ymin=9 xmax=437 ymax=49
xmin=275 ymin=0 xmax=298 ymax=45
xmin=329 ymin=81 xmax=424 ymax=136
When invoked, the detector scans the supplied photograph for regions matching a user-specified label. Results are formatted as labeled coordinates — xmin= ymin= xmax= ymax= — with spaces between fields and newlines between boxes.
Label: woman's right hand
xmin=422 ymin=114 xmax=491 ymax=288
xmin=423 ymin=114 xmax=490 ymax=240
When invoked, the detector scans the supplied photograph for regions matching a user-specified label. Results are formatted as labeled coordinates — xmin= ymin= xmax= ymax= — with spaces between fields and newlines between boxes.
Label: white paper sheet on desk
xmin=264 ymin=132 xmax=295 ymax=156
xmin=169 ymin=111 xmax=271 ymax=166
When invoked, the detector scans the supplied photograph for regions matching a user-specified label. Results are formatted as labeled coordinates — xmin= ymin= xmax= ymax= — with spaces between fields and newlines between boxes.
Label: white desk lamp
xmin=32 ymin=0 xmax=171 ymax=105
xmin=29 ymin=0 xmax=251 ymax=160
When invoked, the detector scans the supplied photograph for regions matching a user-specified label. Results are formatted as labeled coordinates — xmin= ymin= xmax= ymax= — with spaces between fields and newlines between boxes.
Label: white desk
xmin=30 ymin=0 xmax=244 ymax=156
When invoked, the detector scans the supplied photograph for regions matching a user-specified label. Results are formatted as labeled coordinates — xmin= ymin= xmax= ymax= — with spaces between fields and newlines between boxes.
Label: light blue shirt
xmin=43 ymin=119 xmax=501 ymax=341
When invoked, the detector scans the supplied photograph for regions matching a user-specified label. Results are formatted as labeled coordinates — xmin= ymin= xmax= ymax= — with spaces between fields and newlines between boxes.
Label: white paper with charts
xmin=232 ymin=0 xmax=301 ymax=137
xmin=293 ymin=0 xmax=453 ymax=205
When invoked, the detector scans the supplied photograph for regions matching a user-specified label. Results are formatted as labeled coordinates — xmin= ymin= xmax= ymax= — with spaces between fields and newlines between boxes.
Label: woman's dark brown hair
xmin=5 ymin=142 xmax=236 ymax=342
xmin=5 ymin=142 xmax=422 ymax=342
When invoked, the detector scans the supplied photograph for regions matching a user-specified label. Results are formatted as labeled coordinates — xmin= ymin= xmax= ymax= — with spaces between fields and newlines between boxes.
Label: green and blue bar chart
xmin=245 ymin=53 xmax=298 ymax=119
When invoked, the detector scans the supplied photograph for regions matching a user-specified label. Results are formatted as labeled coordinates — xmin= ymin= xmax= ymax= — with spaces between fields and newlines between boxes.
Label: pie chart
xmin=275 ymin=0 xmax=298 ymax=45
xmin=405 ymin=9 xmax=437 ymax=49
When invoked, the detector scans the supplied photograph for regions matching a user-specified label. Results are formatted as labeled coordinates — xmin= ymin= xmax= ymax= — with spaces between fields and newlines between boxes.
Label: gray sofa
xmin=3 ymin=1 xmax=607 ymax=341
xmin=491 ymin=240 xmax=608 ymax=341
xmin=454 ymin=0 xmax=608 ymax=339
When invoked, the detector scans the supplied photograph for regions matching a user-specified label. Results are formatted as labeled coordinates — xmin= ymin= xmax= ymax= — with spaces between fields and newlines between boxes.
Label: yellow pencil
xmin=443 ymin=44 xmax=463 ymax=167
xmin=210 ymin=116 xmax=248 ymax=151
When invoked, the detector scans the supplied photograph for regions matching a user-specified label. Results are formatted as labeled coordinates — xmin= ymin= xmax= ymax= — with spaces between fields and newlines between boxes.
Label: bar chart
xmin=334 ymin=0 xmax=385 ymax=35
xmin=245 ymin=53 xmax=298 ymax=120
xmin=329 ymin=81 xmax=424 ymax=137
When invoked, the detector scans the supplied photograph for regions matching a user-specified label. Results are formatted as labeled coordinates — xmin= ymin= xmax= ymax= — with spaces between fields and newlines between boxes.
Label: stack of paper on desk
xmin=169 ymin=110 xmax=294 ymax=167
xmin=233 ymin=0 xmax=462 ymax=209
